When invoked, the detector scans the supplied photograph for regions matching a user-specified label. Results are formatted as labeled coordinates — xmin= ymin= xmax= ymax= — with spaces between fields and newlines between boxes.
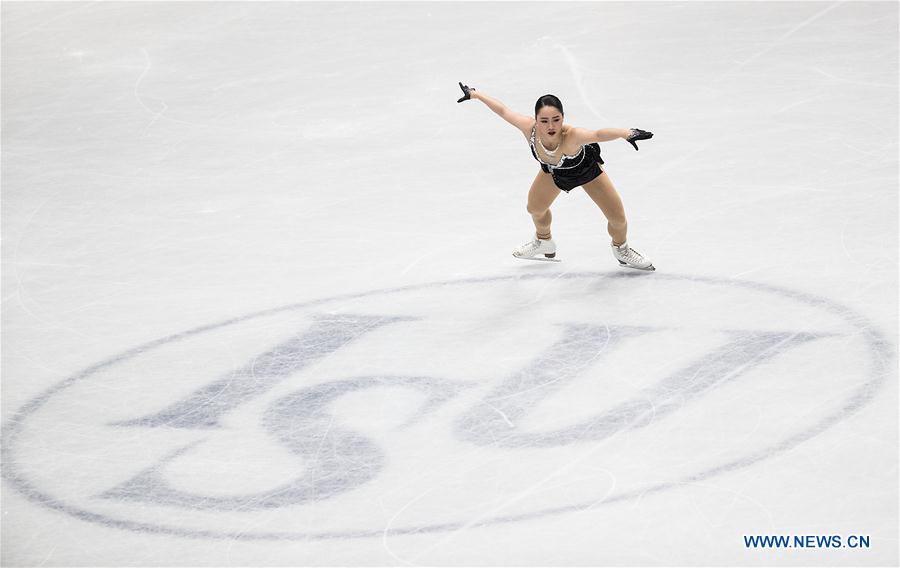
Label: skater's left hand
xmin=626 ymin=128 xmax=653 ymax=151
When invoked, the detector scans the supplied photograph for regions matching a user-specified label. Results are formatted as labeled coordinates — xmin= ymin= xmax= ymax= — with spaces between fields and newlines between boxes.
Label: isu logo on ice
xmin=1 ymin=273 xmax=889 ymax=540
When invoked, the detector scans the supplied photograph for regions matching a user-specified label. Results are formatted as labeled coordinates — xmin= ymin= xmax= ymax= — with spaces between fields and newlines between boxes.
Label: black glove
xmin=457 ymin=82 xmax=475 ymax=103
xmin=626 ymin=128 xmax=653 ymax=151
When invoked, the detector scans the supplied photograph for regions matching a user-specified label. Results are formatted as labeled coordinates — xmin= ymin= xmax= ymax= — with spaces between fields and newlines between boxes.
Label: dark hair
xmin=534 ymin=94 xmax=564 ymax=116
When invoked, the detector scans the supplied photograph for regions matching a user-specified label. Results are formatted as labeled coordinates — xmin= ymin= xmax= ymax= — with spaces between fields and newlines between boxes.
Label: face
xmin=535 ymin=106 xmax=563 ymax=139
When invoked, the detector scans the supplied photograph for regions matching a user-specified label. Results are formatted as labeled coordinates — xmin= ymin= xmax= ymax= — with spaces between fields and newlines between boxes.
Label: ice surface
xmin=1 ymin=2 xmax=897 ymax=566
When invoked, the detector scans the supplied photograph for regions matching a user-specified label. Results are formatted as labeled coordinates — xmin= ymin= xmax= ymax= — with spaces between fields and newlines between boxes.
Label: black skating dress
xmin=529 ymin=126 xmax=604 ymax=192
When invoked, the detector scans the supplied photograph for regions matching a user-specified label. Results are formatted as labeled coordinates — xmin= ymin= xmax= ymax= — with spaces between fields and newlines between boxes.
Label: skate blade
xmin=514 ymin=254 xmax=561 ymax=263
xmin=618 ymin=260 xmax=655 ymax=271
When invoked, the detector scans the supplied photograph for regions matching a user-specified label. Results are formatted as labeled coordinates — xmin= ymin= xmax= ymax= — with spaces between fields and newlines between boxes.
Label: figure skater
xmin=457 ymin=82 xmax=655 ymax=270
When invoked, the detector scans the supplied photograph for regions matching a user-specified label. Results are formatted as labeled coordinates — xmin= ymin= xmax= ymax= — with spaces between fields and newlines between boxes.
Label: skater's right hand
xmin=457 ymin=82 xmax=476 ymax=103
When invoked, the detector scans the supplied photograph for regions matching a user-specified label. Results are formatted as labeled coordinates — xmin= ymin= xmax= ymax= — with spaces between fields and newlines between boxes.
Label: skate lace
xmin=619 ymin=244 xmax=644 ymax=263
xmin=517 ymin=239 xmax=541 ymax=254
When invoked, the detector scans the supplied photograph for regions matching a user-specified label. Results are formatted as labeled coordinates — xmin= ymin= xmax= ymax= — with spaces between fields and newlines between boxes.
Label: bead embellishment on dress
xmin=537 ymin=134 xmax=561 ymax=156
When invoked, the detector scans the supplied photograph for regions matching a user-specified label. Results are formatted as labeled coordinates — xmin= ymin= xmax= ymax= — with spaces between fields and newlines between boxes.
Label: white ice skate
xmin=611 ymin=241 xmax=655 ymax=271
xmin=513 ymin=235 xmax=559 ymax=262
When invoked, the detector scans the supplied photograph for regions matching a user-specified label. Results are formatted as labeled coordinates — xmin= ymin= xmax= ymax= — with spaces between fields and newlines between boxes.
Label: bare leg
xmin=581 ymin=171 xmax=628 ymax=245
xmin=527 ymin=170 xmax=561 ymax=239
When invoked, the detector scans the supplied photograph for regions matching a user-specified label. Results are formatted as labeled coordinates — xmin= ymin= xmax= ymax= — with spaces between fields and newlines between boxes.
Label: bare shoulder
xmin=565 ymin=126 xmax=595 ymax=145
xmin=519 ymin=118 xmax=536 ymax=140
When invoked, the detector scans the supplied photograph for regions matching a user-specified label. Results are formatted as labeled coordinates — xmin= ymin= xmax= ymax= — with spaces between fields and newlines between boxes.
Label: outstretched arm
xmin=457 ymin=82 xmax=533 ymax=135
xmin=570 ymin=127 xmax=654 ymax=150
xmin=590 ymin=128 xmax=633 ymax=142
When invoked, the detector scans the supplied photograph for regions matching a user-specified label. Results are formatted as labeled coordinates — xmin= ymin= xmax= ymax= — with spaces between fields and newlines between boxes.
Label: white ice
xmin=1 ymin=2 xmax=897 ymax=566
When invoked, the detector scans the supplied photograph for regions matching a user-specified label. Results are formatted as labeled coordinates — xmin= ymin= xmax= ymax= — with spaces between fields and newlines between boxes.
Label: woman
xmin=456 ymin=82 xmax=655 ymax=270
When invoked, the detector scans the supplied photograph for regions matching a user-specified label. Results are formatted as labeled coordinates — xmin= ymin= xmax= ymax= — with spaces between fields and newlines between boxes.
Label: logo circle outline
xmin=1 ymin=272 xmax=892 ymax=541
